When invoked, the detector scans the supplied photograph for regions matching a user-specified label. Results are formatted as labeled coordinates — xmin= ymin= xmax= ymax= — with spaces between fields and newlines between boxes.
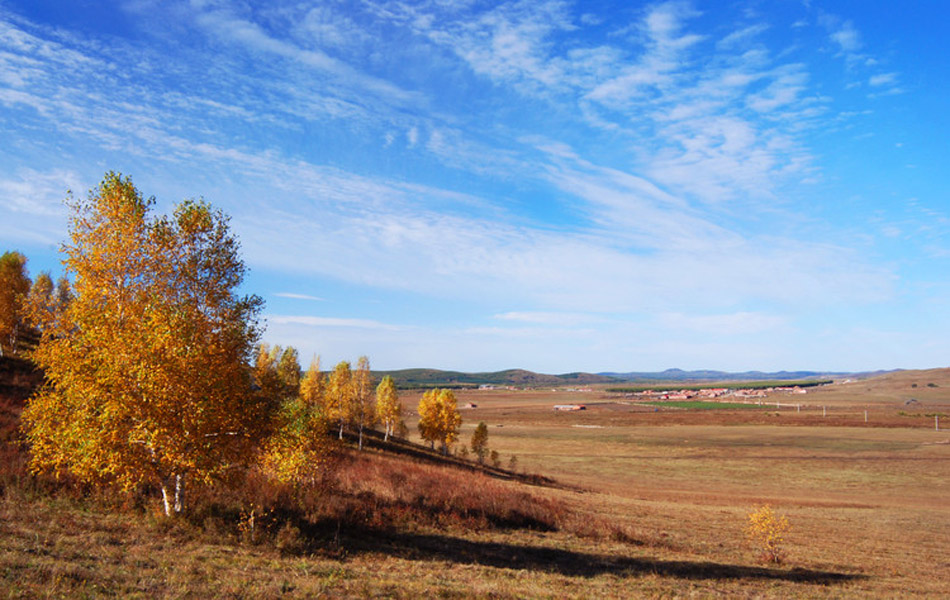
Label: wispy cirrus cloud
xmin=818 ymin=11 xmax=901 ymax=96
xmin=0 ymin=1 xmax=929 ymax=372
xmin=0 ymin=167 xmax=80 ymax=244
xmin=273 ymin=293 xmax=325 ymax=302
xmin=493 ymin=311 xmax=601 ymax=326
xmin=658 ymin=311 xmax=788 ymax=335
xmin=869 ymin=72 xmax=897 ymax=87
xmin=267 ymin=315 xmax=402 ymax=331
xmin=187 ymin=5 xmax=423 ymax=107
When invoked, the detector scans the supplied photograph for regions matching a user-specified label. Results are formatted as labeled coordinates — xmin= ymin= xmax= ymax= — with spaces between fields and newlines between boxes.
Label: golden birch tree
xmin=260 ymin=354 xmax=333 ymax=489
xmin=25 ymin=272 xmax=54 ymax=332
xmin=436 ymin=389 xmax=462 ymax=455
xmin=54 ymin=276 xmax=73 ymax=314
xmin=375 ymin=375 xmax=401 ymax=442
xmin=417 ymin=389 xmax=440 ymax=450
xmin=0 ymin=251 xmax=30 ymax=356
xmin=326 ymin=360 xmax=353 ymax=439
xmin=253 ymin=343 xmax=282 ymax=402
xmin=417 ymin=388 xmax=461 ymax=454
xmin=22 ymin=173 xmax=268 ymax=516
xmin=470 ymin=421 xmax=489 ymax=464
xmin=299 ymin=355 xmax=324 ymax=409
xmin=352 ymin=356 xmax=376 ymax=450
xmin=277 ymin=346 xmax=301 ymax=399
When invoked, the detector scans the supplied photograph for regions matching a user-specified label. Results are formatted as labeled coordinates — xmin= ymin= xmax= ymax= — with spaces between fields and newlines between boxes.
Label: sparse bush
xmin=471 ymin=421 xmax=489 ymax=464
xmin=508 ymin=455 xmax=518 ymax=471
xmin=395 ymin=421 xmax=409 ymax=440
xmin=745 ymin=504 xmax=791 ymax=563
xmin=490 ymin=450 xmax=501 ymax=468
xmin=275 ymin=522 xmax=306 ymax=556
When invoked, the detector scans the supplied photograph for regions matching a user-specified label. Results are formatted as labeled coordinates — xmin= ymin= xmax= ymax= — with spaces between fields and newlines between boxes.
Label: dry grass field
xmin=2 ymin=366 xmax=949 ymax=598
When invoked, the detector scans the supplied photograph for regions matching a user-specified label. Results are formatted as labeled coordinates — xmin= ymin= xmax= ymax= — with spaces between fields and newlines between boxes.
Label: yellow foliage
xmin=375 ymin=375 xmax=401 ymax=441
xmin=299 ymin=355 xmax=325 ymax=409
xmin=417 ymin=388 xmax=461 ymax=454
xmin=351 ymin=356 xmax=376 ymax=449
xmin=21 ymin=173 xmax=268 ymax=516
xmin=745 ymin=504 xmax=791 ymax=563
xmin=260 ymin=398 xmax=334 ymax=487
xmin=0 ymin=250 xmax=31 ymax=356
xmin=326 ymin=361 xmax=353 ymax=439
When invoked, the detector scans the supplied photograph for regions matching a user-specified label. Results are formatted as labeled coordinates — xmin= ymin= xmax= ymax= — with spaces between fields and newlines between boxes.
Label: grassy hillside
xmin=373 ymin=367 xmax=617 ymax=388
xmin=3 ymin=358 xmax=949 ymax=597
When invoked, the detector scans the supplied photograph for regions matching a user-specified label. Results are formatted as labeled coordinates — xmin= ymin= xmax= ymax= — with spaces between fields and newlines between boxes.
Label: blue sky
xmin=1 ymin=1 xmax=947 ymax=373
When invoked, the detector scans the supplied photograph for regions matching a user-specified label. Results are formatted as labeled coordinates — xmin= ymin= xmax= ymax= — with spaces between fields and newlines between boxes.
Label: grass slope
xmin=4 ymin=358 xmax=949 ymax=598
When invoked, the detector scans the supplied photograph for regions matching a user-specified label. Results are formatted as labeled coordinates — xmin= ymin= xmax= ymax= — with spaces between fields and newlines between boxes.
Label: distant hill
xmin=598 ymin=368 xmax=889 ymax=383
xmin=372 ymin=366 xmax=896 ymax=389
xmin=372 ymin=368 xmax=616 ymax=389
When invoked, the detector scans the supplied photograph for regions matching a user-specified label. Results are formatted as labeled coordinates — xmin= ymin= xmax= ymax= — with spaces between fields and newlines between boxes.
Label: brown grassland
xmin=2 ymin=359 xmax=949 ymax=598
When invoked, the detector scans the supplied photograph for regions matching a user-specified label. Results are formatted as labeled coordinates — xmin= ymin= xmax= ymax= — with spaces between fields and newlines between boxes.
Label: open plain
xmin=400 ymin=372 xmax=950 ymax=597
xmin=3 ymin=368 xmax=949 ymax=598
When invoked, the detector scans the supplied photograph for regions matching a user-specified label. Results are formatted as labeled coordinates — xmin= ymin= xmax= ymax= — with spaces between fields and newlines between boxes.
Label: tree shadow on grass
xmin=336 ymin=527 xmax=863 ymax=585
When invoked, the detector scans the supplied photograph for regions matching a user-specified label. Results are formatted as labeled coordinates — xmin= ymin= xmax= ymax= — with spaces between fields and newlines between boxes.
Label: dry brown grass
xmin=3 ymin=360 xmax=949 ymax=597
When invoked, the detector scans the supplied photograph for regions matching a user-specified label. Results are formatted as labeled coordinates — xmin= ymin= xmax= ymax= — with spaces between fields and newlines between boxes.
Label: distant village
xmin=476 ymin=383 xmax=813 ymax=399
xmin=620 ymin=385 xmax=811 ymax=401
xmin=473 ymin=382 xmax=818 ymax=413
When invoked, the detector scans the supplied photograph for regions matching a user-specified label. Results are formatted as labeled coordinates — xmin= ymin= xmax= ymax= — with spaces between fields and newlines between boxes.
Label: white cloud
xmin=0 ymin=167 xmax=78 ymax=216
xmin=267 ymin=315 xmax=402 ymax=330
xmin=0 ymin=2 xmax=924 ymax=371
xmin=190 ymin=6 xmax=422 ymax=107
xmin=869 ymin=72 xmax=897 ymax=87
xmin=493 ymin=311 xmax=600 ymax=326
xmin=273 ymin=293 xmax=325 ymax=301
xmin=717 ymin=23 xmax=769 ymax=49
xmin=820 ymin=15 xmax=862 ymax=57
xmin=0 ymin=168 xmax=80 ymax=244
xmin=658 ymin=311 xmax=787 ymax=335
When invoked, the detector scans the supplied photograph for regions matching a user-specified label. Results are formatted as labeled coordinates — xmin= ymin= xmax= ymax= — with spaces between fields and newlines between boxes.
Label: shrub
xmin=275 ymin=522 xmax=306 ymax=556
xmin=745 ymin=504 xmax=791 ymax=563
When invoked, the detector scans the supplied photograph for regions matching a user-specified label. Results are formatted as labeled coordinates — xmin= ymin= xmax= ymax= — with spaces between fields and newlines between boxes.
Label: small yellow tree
xmin=253 ymin=343 xmax=282 ymax=402
xmin=470 ymin=421 xmax=489 ymax=464
xmin=417 ymin=388 xmax=461 ymax=455
xmin=0 ymin=251 xmax=31 ymax=356
xmin=260 ymin=353 xmax=334 ymax=488
xmin=276 ymin=346 xmax=301 ymax=399
xmin=351 ymin=356 xmax=376 ymax=450
xmin=375 ymin=375 xmax=402 ymax=441
xmin=437 ymin=389 xmax=462 ymax=454
xmin=299 ymin=355 xmax=325 ymax=408
xmin=25 ymin=272 xmax=53 ymax=332
xmin=326 ymin=361 xmax=353 ymax=439
xmin=746 ymin=504 xmax=791 ymax=563
xmin=417 ymin=389 xmax=440 ymax=450
xmin=260 ymin=397 xmax=333 ymax=488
